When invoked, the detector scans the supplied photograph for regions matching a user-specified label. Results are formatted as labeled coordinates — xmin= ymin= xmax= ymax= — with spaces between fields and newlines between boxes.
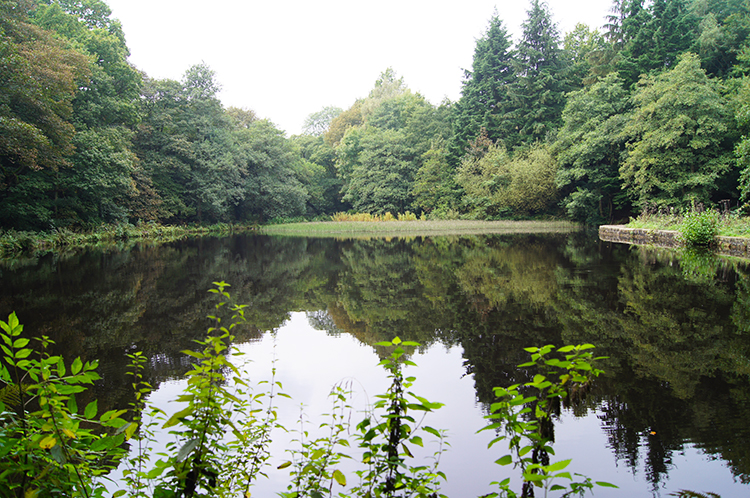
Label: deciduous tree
xmin=621 ymin=53 xmax=734 ymax=209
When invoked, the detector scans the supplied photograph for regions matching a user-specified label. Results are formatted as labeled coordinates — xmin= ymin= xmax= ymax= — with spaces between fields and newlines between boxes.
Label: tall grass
xmin=0 ymin=222 xmax=257 ymax=259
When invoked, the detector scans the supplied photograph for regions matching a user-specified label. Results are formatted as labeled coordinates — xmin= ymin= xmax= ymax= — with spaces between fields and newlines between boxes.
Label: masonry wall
xmin=598 ymin=225 xmax=750 ymax=259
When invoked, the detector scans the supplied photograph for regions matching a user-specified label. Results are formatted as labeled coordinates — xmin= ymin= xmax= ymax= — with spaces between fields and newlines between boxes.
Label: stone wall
xmin=598 ymin=225 xmax=750 ymax=259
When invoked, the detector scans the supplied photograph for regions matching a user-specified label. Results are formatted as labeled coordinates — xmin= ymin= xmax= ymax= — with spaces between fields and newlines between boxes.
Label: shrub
xmin=679 ymin=209 xmax=720 ymax=246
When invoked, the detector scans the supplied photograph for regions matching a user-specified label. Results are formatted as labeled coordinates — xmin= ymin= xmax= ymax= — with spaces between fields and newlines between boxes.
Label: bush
xmin=679 ymin=209 xmax=720 ymax=246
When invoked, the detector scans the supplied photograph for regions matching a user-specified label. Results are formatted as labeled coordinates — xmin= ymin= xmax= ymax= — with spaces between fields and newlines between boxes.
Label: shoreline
xmin=599 ymin=225 xmax=750 ymax=259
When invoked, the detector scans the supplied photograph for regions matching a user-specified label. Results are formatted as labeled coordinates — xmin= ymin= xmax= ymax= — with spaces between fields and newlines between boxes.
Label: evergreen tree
xmin=505 ymin=0 xmax=569 ymax=147
xmin=448 ymin=14 xmax=514 ymax=164
xmin=618 ymin=0 xmax=698 ymax=87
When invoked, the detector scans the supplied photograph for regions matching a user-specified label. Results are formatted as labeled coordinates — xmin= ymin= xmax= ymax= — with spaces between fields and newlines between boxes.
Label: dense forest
xmin=3 ymin=0 xmax=750 ymax=230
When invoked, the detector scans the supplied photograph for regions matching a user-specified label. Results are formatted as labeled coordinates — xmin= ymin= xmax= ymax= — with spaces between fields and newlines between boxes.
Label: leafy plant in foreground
xmin=129 ymin=281 xmax=284 ymax=497
xmin=349 ymin=337 xmax=447 ymax=498
xmin=279 ymin=381 xmax=354 ymax=498
xmin=0 ymin=312 xmax=131 ymax=498
xmin=480 ymin=344 xmax=617 ymax=498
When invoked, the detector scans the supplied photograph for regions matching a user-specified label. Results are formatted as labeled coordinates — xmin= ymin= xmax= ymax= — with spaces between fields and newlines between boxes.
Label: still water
xmin=1 ymin=232 xmax=749 ymax=497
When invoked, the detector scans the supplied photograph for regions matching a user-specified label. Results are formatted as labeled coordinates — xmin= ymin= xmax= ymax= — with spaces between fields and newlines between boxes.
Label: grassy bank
xmin=0 ymin=222 xmax=257 ymax=259
xmin=625 ymin=211 xmax=750 ymax=238
xmin=260 ymin=219 xmax=580 ymax=237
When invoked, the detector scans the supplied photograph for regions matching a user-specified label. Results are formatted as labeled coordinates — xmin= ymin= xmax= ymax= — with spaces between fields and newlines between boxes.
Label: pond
xmin=1 ymin=231 xmax=749 ymax=497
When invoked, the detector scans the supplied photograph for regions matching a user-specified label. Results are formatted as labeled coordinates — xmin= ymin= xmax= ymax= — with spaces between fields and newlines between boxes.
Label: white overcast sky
xmin=105 ymin=0 xmax=613 ymax=135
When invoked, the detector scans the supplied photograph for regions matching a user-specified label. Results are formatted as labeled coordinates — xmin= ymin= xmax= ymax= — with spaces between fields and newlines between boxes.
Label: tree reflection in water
xmin=1 ymin=232 xmax=749 ymax=494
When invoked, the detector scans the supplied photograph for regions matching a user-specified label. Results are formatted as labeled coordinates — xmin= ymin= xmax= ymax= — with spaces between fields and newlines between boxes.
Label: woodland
xmin=4 ymin=0 xmax=750 ymax=230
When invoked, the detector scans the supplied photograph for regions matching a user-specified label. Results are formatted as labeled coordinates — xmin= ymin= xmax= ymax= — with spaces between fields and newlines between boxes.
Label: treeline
xmin=4 ymin=0 xmax=750 ymax=231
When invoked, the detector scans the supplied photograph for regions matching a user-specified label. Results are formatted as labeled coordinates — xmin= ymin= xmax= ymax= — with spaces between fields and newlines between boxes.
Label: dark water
xmin=1 ymin=232 xmax=749 ymax=497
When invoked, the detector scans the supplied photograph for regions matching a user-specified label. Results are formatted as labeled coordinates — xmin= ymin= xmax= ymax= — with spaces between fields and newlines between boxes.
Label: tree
xmin=555 ymin=74 xmax=630 ymax=223
xmin=134 ymin=65 xmax=248 ymax=224
xmin=324 ymin=100 xmax=364 ymax=147
xmin=335 ymin=75 xmax=449 ymax=215
xmin=237 ymin=119 xmax=309 ymax=221
xmin=617 ymin=0 xmax=698 ymax=87
xmin=341 ymin=127 xmax=416 ymax=214
xmin=506 ymin=0 xmax=569 ymax=147
xmin=412 ymin=144 xmax=460 ymax=215
xmin=621 ymin=53 xmax=734 ymax=209
xmin=456 ymin=142 xmax=558 ymax=217
xmin=29 ymin=0 xmax=145 ymax=226
xmin=563 ymin=23 xmax=606 ymax=86
xmin=448 ymin=14 xmax=515 ymax=163
xmin=293 ymin=133 xmax=346 ymax=215
xmin=733 ymin=76 xmax=750 ymax=211
xmin=302 ymin=106 xmax=343 ymax=136
xmin=0 ymin=0 xmax=91 ymax=229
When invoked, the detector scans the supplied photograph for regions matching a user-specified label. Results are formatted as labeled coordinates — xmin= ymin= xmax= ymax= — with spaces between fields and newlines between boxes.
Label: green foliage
xmin=448 ymin=14 xmax=515 ymax=163
xmin=303 ymin=106 xmax=344 ymax=137
xmin=412 ymin=145 xmax=460 ymax=215
xmin=0 ymin=311 xmax=131 ymax=497
xmin=480 ymin=344 xmax=616 ymax=498
xmin=678 ymin=208 xmax=721 ymax=246
xmin=123 ymin=281 xmax=282 ymax=497
xmin=456 ymin=143 xmax=558 ymax=218
xmin=348 ymin=337 xmax=447 ymax=498
xmin=677 ymin=246 xmax=720 ymax=283
xmin=554 ymin=73 xmax=630 ymax=224
xmin=280 ymin=382 xmax=354 ymax=498
xmin=621 ymin=53 xmax=734 ymax=210
xmin=505 ymin=0 xmax=571 ymax=147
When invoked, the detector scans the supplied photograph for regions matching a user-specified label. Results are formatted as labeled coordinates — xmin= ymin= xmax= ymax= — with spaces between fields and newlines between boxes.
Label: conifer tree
xmin=505 ymin=0 xmax=569 ymax=147
xmin=617 ymin=0 xmax=698 ymax=87
xmin=448 ymin=14 xmax=514 ymax=164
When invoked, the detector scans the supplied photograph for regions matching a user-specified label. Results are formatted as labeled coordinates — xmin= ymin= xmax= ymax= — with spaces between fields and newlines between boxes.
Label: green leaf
xmin=176 ymin=438 xmax=200 ymax=462
xmin=71 ymin=357 xmax=83 ymax=375
xmin=164 ymin=406 xmax=193 ymax=428
xmin=84 ymin=400 xmax=98 ymax=419
xmin=409 ymin=436 xmax=423 ymax=447
xmin=14 ymin=348 xmax=32 ymax=359
xmin=67 ymin=396 xmax=78 ymax=415
xmin=523 ymin=472 xmax=548 ymax=482
xmin=495 ymin=455 xmax=513 ymax=466
xmin=595 ymin=481 xmax=619 ymax=488
xmin=333 ymin=469 xmax=346 ymax=486
xmin=125 ymin=421 xmax=138 ymax=440
xmin=423 ymin=426 xmax=441 ymax=438
xmin=277 ymin=461 xmax=292 ymax=469
xmin=12 ymin=338 xmax=29 ymax=349
xmin=546 ymin=459 xmax=572 ymax=472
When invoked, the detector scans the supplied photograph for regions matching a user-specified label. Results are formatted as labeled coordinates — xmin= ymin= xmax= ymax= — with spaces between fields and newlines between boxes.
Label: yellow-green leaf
xmin=39 ymin=436 xmax=57 ymax=449
xmin=333 ymin=469 xmax=346 ymax=486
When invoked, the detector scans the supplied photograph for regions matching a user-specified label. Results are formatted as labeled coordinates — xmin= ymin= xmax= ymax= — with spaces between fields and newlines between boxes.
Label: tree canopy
xmin=2 ymin=0 xmax=750 ymax=230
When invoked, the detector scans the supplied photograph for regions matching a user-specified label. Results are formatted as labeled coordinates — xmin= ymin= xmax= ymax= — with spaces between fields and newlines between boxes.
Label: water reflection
xmin=1 ymin=233 xmax=749 ymax=495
